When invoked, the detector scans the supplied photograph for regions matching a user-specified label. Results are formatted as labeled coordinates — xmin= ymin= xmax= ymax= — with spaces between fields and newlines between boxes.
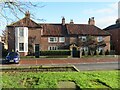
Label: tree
xmin=0 ymin=0 xmax=45 ymax=22
xmin=78 ymin=35 xmax=106 ymax=56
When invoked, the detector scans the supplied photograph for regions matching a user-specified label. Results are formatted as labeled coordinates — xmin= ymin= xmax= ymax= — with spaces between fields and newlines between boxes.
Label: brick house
xmin=104 ymin=18 xmax=120 ymax=55
xmin=7 ymin=12 xmax=110 ymax=56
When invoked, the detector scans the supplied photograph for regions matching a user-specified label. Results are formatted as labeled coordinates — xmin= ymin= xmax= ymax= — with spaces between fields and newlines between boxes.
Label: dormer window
xmin=97 ymin=36 xmax=103 ymax=42
xmin=81 ymin=36 xmax=87 ymax=42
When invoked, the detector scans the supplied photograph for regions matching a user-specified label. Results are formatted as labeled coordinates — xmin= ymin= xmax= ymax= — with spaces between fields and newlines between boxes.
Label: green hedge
xmin=40 ymin=50 xmax=71 ymax=56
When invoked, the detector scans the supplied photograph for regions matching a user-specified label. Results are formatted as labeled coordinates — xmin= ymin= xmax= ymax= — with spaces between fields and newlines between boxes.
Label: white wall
xmin=15 ymin=27 xmax=28 ymax=52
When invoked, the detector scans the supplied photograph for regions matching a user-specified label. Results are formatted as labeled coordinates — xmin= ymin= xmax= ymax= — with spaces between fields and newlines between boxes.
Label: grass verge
xmin=2 ymin=70 xmax=119 ymax=89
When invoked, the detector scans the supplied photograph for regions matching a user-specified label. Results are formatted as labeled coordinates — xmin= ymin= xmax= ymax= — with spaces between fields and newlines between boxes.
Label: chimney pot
xmin=25 ymin=11 xmax=30 ymax=18
xmin=70 ymin=19 xmax=74 ymax=24
xmin=116 ymin=18 xmax=120 ymax=24
xmin=88 ymin=17 xmax=95 ymax=25
xmin=62 ymin=17 xmax=65 ymax=25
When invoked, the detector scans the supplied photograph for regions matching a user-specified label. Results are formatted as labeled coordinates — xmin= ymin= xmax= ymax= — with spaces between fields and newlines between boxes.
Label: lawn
xmin=1 ymin=70 xmax=119 ymax=89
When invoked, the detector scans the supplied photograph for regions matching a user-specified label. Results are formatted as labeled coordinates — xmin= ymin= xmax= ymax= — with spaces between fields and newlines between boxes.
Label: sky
xmin=0 ymin=1 xmax=119 ymax=36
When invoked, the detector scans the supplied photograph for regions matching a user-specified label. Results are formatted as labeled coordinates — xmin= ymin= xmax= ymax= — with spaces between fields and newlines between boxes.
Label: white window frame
xmin=48 ymin=37 xmax=58 ymax=43
xmin=59 ymin=37 xmax=65 ymax=42
xmin=19 ymin=27 xmax=24 ymax=37
xmin=81 ymin=36 xmax=86 ymax=42
xmin=48 ymin=46 xmax=58 ymax=50
xmin=97 ymin=36 xmax=103 ymax=42
xmin=19 ymin=43 xmax=24 ymax=51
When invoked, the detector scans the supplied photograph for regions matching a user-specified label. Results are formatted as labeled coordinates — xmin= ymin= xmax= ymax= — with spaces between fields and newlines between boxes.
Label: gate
xmin=72 ymin=47 xmax=80 ymax=58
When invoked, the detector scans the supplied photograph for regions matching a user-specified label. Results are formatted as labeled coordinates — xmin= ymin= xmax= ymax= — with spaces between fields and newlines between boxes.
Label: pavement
xmin=12 ymin=56 xmax=119 ymax=65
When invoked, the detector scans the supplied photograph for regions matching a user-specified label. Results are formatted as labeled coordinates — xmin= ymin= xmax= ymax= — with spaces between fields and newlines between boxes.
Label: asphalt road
xmin=73 ymin=62 xmax=119 ymax=71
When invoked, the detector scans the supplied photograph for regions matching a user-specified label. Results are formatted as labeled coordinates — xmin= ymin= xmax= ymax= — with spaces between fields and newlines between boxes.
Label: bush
xmin=40 ymin=50 xmax=71 ymax=56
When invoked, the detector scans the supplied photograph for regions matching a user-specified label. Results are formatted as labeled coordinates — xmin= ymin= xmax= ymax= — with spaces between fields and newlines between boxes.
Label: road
xmin=73 ymin=62 xmax=119 ymax=70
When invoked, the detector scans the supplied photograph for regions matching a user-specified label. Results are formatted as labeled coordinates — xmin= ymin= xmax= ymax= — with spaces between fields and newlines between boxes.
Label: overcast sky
xmin=0 ymin=1 xmax=119 ymax=35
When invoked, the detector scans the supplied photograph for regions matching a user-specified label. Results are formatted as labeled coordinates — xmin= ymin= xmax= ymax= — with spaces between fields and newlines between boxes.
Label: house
xmin=7 ymin=12 xmax=110 ymax=56
xmin=104 ymin=18 xmax=120 ymax=55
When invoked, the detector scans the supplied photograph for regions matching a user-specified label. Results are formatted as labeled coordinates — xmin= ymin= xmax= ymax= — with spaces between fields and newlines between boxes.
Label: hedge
xmin=40 ymin=50 xmax=71 ymax=56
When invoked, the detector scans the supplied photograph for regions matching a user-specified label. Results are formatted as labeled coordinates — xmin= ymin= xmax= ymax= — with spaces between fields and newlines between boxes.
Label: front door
xmin=72 ymin=47 xmax=80 ymax=58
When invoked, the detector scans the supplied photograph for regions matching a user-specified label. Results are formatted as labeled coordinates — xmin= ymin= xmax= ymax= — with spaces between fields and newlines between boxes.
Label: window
xmin=83 ymin=47 xmax=88 ymax=51
xmin=19 ymin=43 xmax=24 ymax=51
xmin=19 ymin=27 xmax=24 ymax=36
xmin=97 ymin=36 xmax=103 ymax=42
xmin=81 ymin=36 xmax=86 ymax=42
xmin=48 ymin=37 xmax=58 ymax=43
xmin=59 ymin=37 xmax=65 ymax=42
xmin=48 ymin=46 xmax=58 ymax=50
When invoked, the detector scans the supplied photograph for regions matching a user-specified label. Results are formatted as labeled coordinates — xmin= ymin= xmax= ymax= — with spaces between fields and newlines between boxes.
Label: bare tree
xmin=78 ymin=35 xmax=106 ymax=57
xmin=0 ymin=0 xmax=45 ymax=22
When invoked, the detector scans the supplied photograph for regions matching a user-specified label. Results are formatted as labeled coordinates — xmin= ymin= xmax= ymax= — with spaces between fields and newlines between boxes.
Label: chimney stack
xmin=62 ymin=17 xmax=65 ymax=25
xmin=88 ymin=17 xmax=95 ymax=25
xmin=116 ymin=18 xmax=120 ymax=24
xmin=25 ymin=11 xmax=30 ymax=18
xmin=70 ymin=19 xmax=74 ymax=24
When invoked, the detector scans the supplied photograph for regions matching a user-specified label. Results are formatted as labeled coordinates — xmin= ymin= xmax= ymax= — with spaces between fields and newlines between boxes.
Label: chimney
xmin=70 ymin=19 xmax=74 ymax=24
xmin=88 ymin=17 xmax=95 ymax=25
xmin=25 ymin=11 xmax=30 ymax=18
xmin=116 ymin=18 xmax=120 ymax=24
xmin=62 ymin=17 xmax=65 ymax=25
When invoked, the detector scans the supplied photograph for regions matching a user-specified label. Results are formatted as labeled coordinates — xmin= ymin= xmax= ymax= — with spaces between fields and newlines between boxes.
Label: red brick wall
xmin=40 ymin=37 xmax=68 ymax=51
xmin=107 ymin=29 xmax=120 ymax=54
xmin=103 ymin=36 xmax=110 ymax=51
xmin=7 ymin=26 xmax=15 ymax=52
xmin=28 ymin=28 xmax=41 ymax=51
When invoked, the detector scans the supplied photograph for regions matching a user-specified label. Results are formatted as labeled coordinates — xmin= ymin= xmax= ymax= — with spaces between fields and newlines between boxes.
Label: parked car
xmin=5 ymin=52 xmax=20 ymax=64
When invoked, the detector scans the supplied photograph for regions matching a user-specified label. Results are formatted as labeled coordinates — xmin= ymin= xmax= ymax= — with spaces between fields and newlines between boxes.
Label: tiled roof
xmin=104 ymin=23 xmax=120 ymax=30
xmin=7 ymin=17 xmax=40 ymax=28
xmin=40 ymin=24 xmax=110 ymax=36
xmin=41 ymin=24 xmax=67 ymax=36
xmin=66 ymin=24 xmax=110 ymax=36
xmin=7 ymin=16 xmax=110 ymax=36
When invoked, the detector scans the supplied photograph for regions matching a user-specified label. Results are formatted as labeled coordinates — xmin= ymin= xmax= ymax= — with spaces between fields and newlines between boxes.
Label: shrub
xmin=40 ymin=50 xmax=71 ymax=56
